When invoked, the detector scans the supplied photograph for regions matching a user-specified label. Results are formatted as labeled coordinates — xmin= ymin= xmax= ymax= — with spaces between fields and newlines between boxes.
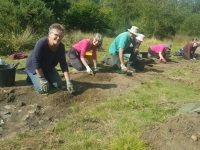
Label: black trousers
xmin=68 ymin=48 xmax=85 ymax=71
xmin=124 ymin=47 xmax=138 ymax=63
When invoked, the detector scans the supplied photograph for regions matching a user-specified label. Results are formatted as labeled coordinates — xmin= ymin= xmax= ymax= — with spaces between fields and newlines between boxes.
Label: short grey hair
xmin=49 ymin=23 xmax=65 ymax=35
xmin=94 ymin=33 xmax=103 ymax=43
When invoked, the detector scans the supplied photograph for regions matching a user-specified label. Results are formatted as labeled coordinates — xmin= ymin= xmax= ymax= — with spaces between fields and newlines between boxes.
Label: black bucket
xmin=0 ymin=64 xmax=16 ymax=87
xmin=140 ymin=52 xmax=148 ymax=58
xmin=133 ymin=58 xmax=145 ymax=71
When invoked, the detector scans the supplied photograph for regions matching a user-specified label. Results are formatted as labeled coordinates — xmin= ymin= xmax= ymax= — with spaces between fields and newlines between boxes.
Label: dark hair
xmin=192 ymin=38 xmax=198 ymax=42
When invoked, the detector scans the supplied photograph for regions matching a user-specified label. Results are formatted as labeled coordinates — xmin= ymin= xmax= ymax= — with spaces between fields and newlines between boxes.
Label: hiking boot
xmin=127 ymin=63 xmax=136 ymax=72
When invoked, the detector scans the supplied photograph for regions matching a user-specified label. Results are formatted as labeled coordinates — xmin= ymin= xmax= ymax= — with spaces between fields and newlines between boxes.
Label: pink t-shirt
xmin=150 ymin=44 xmax=166 ymax=54
xmin=72 ymin=38 xmax=97 ymax=60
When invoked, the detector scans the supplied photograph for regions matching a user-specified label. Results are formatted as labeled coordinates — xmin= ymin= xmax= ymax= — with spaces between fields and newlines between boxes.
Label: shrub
xmin=180 ymin=13 xmax=200 ymax=36
xmin=0 ymin=0 xmax=53 ymax=55
xmin=0 ymin=27 xmax=35 ymax=55
xmin=63 ymin=0 xmax=112 ymax=32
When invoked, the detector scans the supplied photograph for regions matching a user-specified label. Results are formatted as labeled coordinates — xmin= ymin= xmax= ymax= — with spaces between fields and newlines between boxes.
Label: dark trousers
xmin=183 ymin=49 xmax=195 ymax=59
xmin=68 ymin=48 xmax=85 ymax=71
xmin=103 ymin=47 xmax=137 ymax=69
xmin=124 ymin=47 xmax=137 ymax=63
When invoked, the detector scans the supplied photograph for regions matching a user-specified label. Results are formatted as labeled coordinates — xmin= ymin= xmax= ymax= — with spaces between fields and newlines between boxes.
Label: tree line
xmin=0 ymin=0 xmax=200 ymax=54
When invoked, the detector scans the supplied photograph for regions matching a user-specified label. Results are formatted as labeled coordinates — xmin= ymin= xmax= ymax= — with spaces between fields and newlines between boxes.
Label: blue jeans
xmin=25 ymin=68 xmax=63 ymax=94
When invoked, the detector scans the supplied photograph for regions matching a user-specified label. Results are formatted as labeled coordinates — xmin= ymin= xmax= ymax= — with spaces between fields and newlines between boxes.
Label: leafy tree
xmin=134 ymin=0 xmax=187 ymax=39
xmin=11 ymin=0 xmax=53 ymax=33
xmin=0 ymin=0 xmax=18 ymax=33
xmin=41 ymin=0 xmax=71 ymax=23
xmin=180 ymin=13 xmax=200 ymax=36
xmin=106 ymin=0 xmax=140 ymax=33
xmin=63 ymin=0 xmax=112 ymax=32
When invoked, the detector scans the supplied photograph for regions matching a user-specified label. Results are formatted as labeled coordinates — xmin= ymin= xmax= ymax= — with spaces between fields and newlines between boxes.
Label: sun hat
xmin=136 ymin=34 xmax=145 ymax=42
xmin=193 ymin=42 xmax=198 ymax=47
xmin=128 ymin=26 xmax=139 ymax=35
xmin=165 ymin=44 xmax=172 ymax=50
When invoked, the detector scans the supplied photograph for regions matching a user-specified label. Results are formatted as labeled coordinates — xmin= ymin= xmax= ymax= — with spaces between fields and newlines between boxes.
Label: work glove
xmin=120 ymin=64 xmax=127 ymax=71
xmin=86 ymin=65 xmax=93 ymax=74
xmin=39 ymin=77 xmax=49 ymax=93
xmin=66 ymin=80 xmax=74 ymax=93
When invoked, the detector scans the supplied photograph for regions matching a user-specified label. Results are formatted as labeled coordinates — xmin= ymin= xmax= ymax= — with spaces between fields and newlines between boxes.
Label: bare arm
xmin=63 ymin=71 xmax=70 ymax=81
xmin=93 ymin=59 xmax=97 ymax=68
xmin=119 ymin=48 xmax=124 ymax=65
xmin=158 ymin=52 xmax=166 ymax=63
xmin=80 ymin=57 xmax=89 ymax=68
xmin=119 ymin=48 xmax=127 ymax=70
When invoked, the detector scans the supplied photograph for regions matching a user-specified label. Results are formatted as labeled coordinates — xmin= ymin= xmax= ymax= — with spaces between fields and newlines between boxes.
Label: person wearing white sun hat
xmin=136 ymin=34 xmax=145 ymax=47
xmin=123 ymin=33 xmax=145 ymax=69
xmin=103 ymin=26 xmax=139 ymax=72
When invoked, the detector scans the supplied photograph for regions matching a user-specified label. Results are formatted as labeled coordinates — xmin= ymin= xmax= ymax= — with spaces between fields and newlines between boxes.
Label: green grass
xmin=45 ymin=78 xmax=199 ymax=150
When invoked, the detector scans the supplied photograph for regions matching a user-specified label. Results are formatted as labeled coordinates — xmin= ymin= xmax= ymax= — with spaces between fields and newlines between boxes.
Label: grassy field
xmin=1 ymin=76 xmax=200 ymax=149
xmin=1 ymin=34 xmax=200 ymax=149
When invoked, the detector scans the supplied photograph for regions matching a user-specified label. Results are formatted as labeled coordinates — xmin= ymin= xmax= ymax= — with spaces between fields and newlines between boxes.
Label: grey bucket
xmin=0 ymin=64 xmax=18 ymax=87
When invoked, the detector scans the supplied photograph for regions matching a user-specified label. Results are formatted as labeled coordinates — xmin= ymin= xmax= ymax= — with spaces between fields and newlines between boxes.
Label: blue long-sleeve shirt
xmin=26 ymin=37 xmax=68 ymax=74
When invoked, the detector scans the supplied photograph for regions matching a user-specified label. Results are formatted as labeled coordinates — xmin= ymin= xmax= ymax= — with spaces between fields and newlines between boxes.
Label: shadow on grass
xmin=72 ymin=80 xmax=117 ymax=95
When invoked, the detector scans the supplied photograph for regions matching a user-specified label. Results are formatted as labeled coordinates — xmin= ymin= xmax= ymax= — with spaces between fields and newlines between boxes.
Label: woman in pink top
xmin=148 ymin=44 xmax=172 ymax=63
xmin=68 ymin=33 xmax=103 ymax=74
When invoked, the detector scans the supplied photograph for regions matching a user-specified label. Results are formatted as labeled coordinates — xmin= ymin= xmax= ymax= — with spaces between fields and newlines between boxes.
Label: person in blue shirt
xmin=25 ymin=23 xmax=74 ymax=94
xmin=103 ymin=26 xmax=139 ymax=72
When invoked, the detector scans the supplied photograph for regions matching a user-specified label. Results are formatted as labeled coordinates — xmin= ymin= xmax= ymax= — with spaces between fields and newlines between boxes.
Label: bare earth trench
xmin=1 ymin=57 xmax=200 ymax=150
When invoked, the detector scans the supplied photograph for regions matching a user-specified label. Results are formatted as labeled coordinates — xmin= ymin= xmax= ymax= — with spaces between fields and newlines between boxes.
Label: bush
xmin=0 ymin=0 xmax=18 ymax=33
xmin=0 ymin=0 xmax=53 ymax=55
xmin=63 ymin=0 xmax=112 ymax=32
xmin=0 ymin=27 xmax=36 ymax=55
xmin=12 ymin=0 xmax=53 ymax=33
xmin=180 ymin=13 xmax=200 ymax=36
